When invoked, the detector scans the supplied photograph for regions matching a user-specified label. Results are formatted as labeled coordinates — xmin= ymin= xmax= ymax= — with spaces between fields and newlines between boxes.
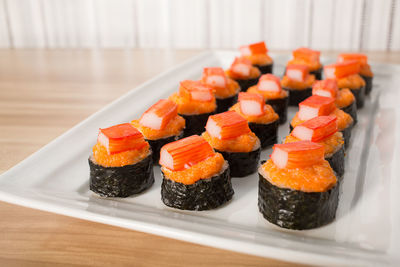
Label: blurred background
xmin=0 ymin=0 xmax=399 ymax=51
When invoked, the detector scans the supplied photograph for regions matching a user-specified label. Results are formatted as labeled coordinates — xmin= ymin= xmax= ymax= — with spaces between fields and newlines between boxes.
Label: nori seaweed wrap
xmin=341 ymin=122 xmax=353 ymax=149
xmin=340 ymin=100 xmax=357 ymax=124
xmin=89 ymin=123 xmax=154 ymax=198
xmin=255 ymin=63 xmax=273 ymax=75
xmin=258 ymin=141 xmax=339 ymax=230
xmin=215 ymin=147 xmax=261 ymax=177
xmin=326 ymin=146 xmax=345 ymax=179
xmin=258 ymin=170 xmax=339 ymax=230
xmin=283 ymin=87 xmax=313 ymax=106
xmin=89 ymin=153 xmax=154 ymax=198
xmin=350 ymin=86 xmax=366 ymax=109
xmin=266 ymin=97 xmax=289 ymax=124
xmin=161 ymin=163 xmax=233 ymax=210
xmin=249 ymin=120 xmax=279 ymax=149
xmin=361 ymin=75 xmax=373 ymax=95
xmin=159 ymin=135 xmax=234 ymax=211
xmin=181 ymin=112 xmax=214 ymax=137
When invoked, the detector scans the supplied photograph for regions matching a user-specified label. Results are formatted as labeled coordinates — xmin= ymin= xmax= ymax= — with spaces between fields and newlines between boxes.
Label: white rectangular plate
xmin=1 ymin=51 xmax=400 ymax=266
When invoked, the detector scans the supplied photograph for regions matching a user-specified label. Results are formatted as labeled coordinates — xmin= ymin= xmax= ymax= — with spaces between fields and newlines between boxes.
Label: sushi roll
xmin=290 ymin=95 xmax=354 ymax=148
xmin=239 ymin=41 xmax=273 ymax=74
xmin=281 ymin=64 xmax=315 ymax=106
xmin=202 ymin=111 xmax=261 ymax=177
xmin=131 ymin=99 xmax=185 ymax=163
xmin=89 ymin=123 xmax=154 ymax=197
xmin=247 ymin=74 xmax=289 ymax=124
xmin=287 ymin=47 xmax=323 ymax=80
xmin=230 ymin=92 xmax=279 ymax=149
xmin=338 ymin=53 xmax=374 ymax=95
xmin=226 ymin=57 xmax=261 ymax=91
xmin=312 ymin=79 xmax=357 ymax=124
xmin=159 ymin=135 xmax=234 ymax=211
xmin=169 ymin=80 xmax=216 ymax=137
xmin=324 ymin=60 xmax=366 ymax=108
xmin=258 ymin=141 xmax=339 ymax=230
xmin=285 ymin=116 xmax=345 ymax=178
xmin=201 ymin=67 xmax=240 ymax=113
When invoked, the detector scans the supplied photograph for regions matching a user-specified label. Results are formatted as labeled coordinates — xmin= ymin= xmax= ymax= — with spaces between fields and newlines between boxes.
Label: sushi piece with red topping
xmin=201 ymin=67 xmax=240 ymax=113
xmin=226 ymin=57 xmax=261 ymax=91
xmin=285 ymin=116 xmax=345 ymax=178
xmin=203 ymin=111 xmax=261 ymax=177
xmin=239 ymin=41 xmax=274 ymax=74
xmin=290 ymin=95 xmax=354 ymax=148
xmin=230 ymin=92 xmax=279 ymax=148
xmin=287 ymin=47 xmax=323 ymax=80
xmin=89 ymin=123 xmax=154 ymax=197
xmin=281 ymin=64 xmax=315 ymax=106
xmin=159 ymin=135 xmax=233 ymax=210
xmin=131 ymin=99 xmax=185 ymax=163
xmin=338 ymin=53 xmax=374 ymax=95
xmin=312 ymin=79 xmax=357 ymax=123
xmin=324 ymin=60 xmax=366 ymax=108
xmin=169 ymin=80 xmax=216 ymax=137
xmin=258 ymin=141 xmax=339 ymax=230
xmin=247 ymin=74 xmax=289 ymax=124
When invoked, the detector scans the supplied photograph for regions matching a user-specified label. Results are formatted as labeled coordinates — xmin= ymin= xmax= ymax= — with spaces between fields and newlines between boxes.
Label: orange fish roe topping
xmin=131 ymin=115 xmax=185 ymax=140
xmin=288 ymin=58 xmax=322 ymax=72
xmin=291 ymin=108 xmax=353 ymax=131
xmin=241 ymin=54 xmax=273 ymax=66
xmin=284 ymin=132 xmax=344 ymax=156
xmin=247 ymin=85 xmax=288 ymax=100
xmin=260 ymin=159 xmax=336 ymax=192
xmin=169 ymin=92 xmax=216 ymax=115
xmin=92 ymin=142 xmax=150 ymax=167
xmin=230 ymin=103 xmax=279 ymax=124
xmin=201 ymin=76 xmax=240 ymax=99
xmin=162 ymin=153 xmax=225 ymax=185
xmin=202 ymin=131 xmax=259 ymax=153
xmin=337 ymin=74 xmax=366 ymax=90
xmin=335 ymin=88 xmax=355 ymax=109
xmin=281 ymin=74 xmax=315 ymax=90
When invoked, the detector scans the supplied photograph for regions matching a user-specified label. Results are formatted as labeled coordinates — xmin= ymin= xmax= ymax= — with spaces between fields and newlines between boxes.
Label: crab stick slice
xmin=257 ymin=74 xmax=281 ymax=92
xmin=159 ymin=135 xmax=215 ymax=171
xmin=337 ymin=53 xmax=368 ymax=66
xmin=202 ymin=67 xmax=227 ymax=88
xmin=238 ymin=92 xmax=265 ymax=116
xmin=206 ymin=110 xmax=250 ymax=140
xmin=139 ymin=99 xmax=178 ymax=130
xmin=271 ymin=141 xmax=325 ymax=169
xmin=324 ymin=60 xmax=360 ymax=79
xmin=292 ymin=47 xmax=320 ymax=63
xmin=240 ymin=41 xmax=268 ymax=56
xmin=291 ymin=116 xmax=338 ymax=142
xmin=286 ymin=64 xmax=309 ymax=82
xmin=180 ymin=80 xmax=214 ymax=102
xmin=298 ymin=95 xmax=336 ymax=121
xmin=230 ymin=57 xmax=252 ymax=77
xmin=98 ymin=123 xmax=146 ymax=155
xmin=312 ymin=80 xmax=338 ymax=98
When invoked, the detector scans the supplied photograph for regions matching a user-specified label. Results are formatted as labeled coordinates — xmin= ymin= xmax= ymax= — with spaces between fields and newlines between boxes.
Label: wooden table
xmin=0 ymin=49 xmax=398 ymax=267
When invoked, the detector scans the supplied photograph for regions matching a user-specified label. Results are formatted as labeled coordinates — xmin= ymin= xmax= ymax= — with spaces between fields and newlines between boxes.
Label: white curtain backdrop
xmin=0 ymin=0 xmax=399 ymax=51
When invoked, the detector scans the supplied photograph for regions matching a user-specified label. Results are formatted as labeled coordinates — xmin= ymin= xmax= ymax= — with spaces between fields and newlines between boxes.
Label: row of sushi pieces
xmin=88 ymin=41 xmax=373 ymax=231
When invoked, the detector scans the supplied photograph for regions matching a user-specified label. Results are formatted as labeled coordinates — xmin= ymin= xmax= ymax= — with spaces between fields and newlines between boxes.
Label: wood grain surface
xmin=0 ymin=49 xmax=399 ymax=267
